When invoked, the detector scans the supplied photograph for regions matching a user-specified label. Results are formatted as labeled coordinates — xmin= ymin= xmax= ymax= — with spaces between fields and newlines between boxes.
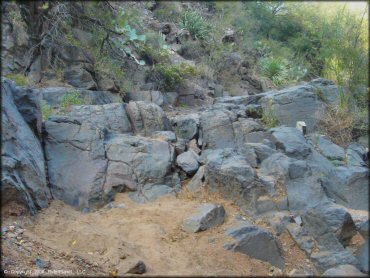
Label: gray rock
xmin=347 ymin=143 xmax=368 ymax=167
xmin=105 ymin=134 xmax=174 ymax=187
xmin=66 ymin=103 xmax=132 ymax=133
xmin=176 ymin=150 xmax=200 ymax=175
xmin=308 ymin=78 xmax=340 ymax=105
xmin=64 ymin=65 xmax=97 ymax=90
xmin=125 ymin=260 xmax=146 ymax=274
xmin=286 ymin=223 xmax=316 ymax=255
xmin=245 ymin=131 xmax=274 ymax=144
xmin=259 ymin=152 xmax=291 ymax=181
xmin=170 ymin=114 xmax=200 ymax=141
xmin=246 ymin=143 xmax=276 ymax=163
xmin=256 ymin=195 xmax=276 ymax=214
xmin=270 ymin=126 xmax=311 ymax=159
xmin=322 ymin=264 xmax=365 ymax=276
xmin=259 ymin=84 xmax=335 ymax=133
xmin=40 ymin=87 xmax=122 ymax=108
xmin=44 ymin=112 xmax=174 ymax=209
xmin=126 ymin=101 xmax=171 ymax=136
xmin=174 ymin=138 xmax=187 ymax=155
xmin=323 ymin=166 xmax=369 ymax=210
xmin=286 ymin=176 xmax=328 ymax=212
xmin=200 ymin=108 xmax=236 ymax=150
xmin=289 ymin=160 xmax=309 ymax=179
xmin=44 ymin=120 xmax=108 ymax=209
xmin=151 ymin=131 xmax=177 ymax=143
xmin=129 ymin=184 xmax=176 ymax=203
xmin=187 ymin=166 xmax=205 ymax=192
xmin=225 ymin=221 xmax=285 ymax=268
xmin=358 ymin=220 xmax=369 ymax=238
xmin=1 ymin=79 xmax=51 ymax=214
xmin=126 ymin=90 xmax=164 ymax=106
xmin=310 ymin=134 xmax=346 ymax=161
xmin=182 ymin=204 xmax=225 ymax=233
xmin=13 ymin=86 xmax=42 ymax=136
xmin=204 ymin=149 xmax=262 ymax=209
xmin=311 ymin=251 xmax=361 ymax=274
xmin=304 ymin=202 xmax=357 ymax=246
xmin=356 ymin=239 xmax=369 ymax=273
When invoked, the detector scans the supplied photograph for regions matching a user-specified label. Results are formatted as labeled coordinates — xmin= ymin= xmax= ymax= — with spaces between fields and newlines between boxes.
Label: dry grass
xmin=317 ymin=105 xmax=353 ymax=147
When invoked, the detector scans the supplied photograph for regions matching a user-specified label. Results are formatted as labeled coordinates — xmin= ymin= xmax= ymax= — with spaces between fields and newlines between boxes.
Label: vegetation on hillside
xmin=4 ymin=1 xmax=369 ymax=143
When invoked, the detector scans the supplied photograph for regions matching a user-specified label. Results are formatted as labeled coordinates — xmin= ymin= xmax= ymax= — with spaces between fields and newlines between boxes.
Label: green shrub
xmin=5 ymin=73 xmax=29 ymax=86
xmin=179 ymin=10 xmax=211 ymax=40
xmin=259 ymin=57 xmax=289 ymax=87
xmin=60 ymin=91 xmax=84 ymax=113
xmin=262 ymin=99 xmax=279 ymax=128
xmin=140 ymin=32 xmax=171 ymax=64
xmin=41 ymin=101 xmax=53 ymax=121
xmin=151 ymin=63 xmax=198 ymax=91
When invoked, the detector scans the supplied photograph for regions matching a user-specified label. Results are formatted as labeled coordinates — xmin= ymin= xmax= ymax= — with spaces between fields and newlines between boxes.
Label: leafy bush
xmin=151 ymin=63 xmax=198 ymax=91
xmin=262 ymin=99 xmax=279 ymax=128
xmin=41 ymin=101 xmax=53 ymax=121
xmin=60 ymin=91 xmax=84 ymax=113
xmin=140 ymin=32 xmax=171 ymax=64
xmin=5 ymin=73 xmax=29 ymax=86
xmin=179 ymin=10 xmax=211 ymax=40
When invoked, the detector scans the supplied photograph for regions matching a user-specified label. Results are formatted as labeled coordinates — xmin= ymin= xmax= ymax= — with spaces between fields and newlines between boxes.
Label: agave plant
xmin=179 ymin=10 xmax=211 ymax=40
xmin=259 ymin=56 xmax=289 ymax=86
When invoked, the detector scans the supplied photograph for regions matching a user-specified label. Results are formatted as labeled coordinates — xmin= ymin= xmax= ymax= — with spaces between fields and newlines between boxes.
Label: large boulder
xmin=224 ymin=221 xmax=285 ymax=268
xmin=270 ymin=126 xmax=311 ymax=159
xmin=44 ymin=119 xmax=108 ymax=209
xmin=260 ymin=83 xmax=338 ymax=133
xmin=200 ymin=109 xmax=236 ymax=150
xmin=105 ymin=134 xmax=174 ymax=187
xmin=1 ymin=79 xmax=51 ymax=214
xmin=44 ymin=103 xmax=175 ymax=210
xmin=304 ymin=202 xmax=357 ymax=246
xmin=170 ymin=114 xmax=200 ymax=141
xmin=324 ymin=166 xmax=369 ymax=210
xmin=126 ymin=101 xmax=171 ymax=136
xmin=176 ymin=150 xmax=200 ymax=175
xmin=204 ymin=149 xmax=266 ymax=210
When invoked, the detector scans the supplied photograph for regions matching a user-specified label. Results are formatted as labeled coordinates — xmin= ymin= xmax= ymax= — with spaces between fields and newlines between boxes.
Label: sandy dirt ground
xmin=2 ymin=188 xmax=318 ymax=276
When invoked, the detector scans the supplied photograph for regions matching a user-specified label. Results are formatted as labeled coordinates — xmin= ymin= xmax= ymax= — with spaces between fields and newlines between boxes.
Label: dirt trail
xmin=2 ymin=189 xmax=310 ymax=276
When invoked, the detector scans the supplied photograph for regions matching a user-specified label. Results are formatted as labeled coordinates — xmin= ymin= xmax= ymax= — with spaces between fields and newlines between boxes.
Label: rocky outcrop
xmin=40 ymin=87 xmax=122 ymax=108
xmin=1 ymin=79 xmax=51 ymax=214
xmin=44 ymin=101 xmax=176 ymax=210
